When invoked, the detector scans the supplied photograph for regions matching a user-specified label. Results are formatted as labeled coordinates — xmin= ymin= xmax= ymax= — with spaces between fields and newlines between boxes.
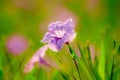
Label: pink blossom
xmin=41 ymin=19 xmax=76 ymax=52
xmin=24 ymin=19 xmax=76 ymax=72
xmin=6 ymin=35 xmax=28 ymax=55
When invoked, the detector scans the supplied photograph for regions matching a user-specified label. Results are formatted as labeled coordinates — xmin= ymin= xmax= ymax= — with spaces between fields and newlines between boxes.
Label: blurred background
xmin=0 ymin=0 xmax=120 ymax=80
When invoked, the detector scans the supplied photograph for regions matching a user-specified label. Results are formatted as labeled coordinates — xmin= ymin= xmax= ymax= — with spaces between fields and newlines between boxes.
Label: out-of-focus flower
xmin=14 ymin=0 xmax=35 ymax=10
xmin=24 ymin=19 xmax=76 ymax=73
xmin=53 ymin=7 xmax=78 ymax=25
xmin=6 ymin=35 xmax=28 ymax=55
xmin=41 ymin=19 xmax=76 ymax=52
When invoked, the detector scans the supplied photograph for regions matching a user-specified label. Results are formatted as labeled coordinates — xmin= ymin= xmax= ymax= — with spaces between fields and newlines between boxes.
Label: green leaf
xmin=98 ymin=40 xmax=105 ymax=80
xmin=87 ymin=45 xmax=102 ymax=80
xmin=77 ymin=43 xmax=86 ymax=62
xmin=0 ymin=69 xmax=3 ymax=80
xmin=117 ymin=45 xmax=120 ymax=55
xmin=78 ymin=43 xmax=101 ymax=80
xmin=67 ymin=43 xmax=78 ymax=60
xmin=51 ymin=70 xmax=61 ymax=80
xmin=59 ymin=71 xmax=69 ymax=80
xmin=68 ymin=43 xmax=93 ymax=80
xmin=107 ymin=40 xmax=116 ymax=80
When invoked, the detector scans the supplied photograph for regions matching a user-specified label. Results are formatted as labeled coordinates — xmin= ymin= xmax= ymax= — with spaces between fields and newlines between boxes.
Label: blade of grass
xmin=78 ymin=43 xmax=101 ymax=80
xmin=77 ymin=43 xmax=86 ymax=62
xmin=108 ymin=40 xmax=116 ymax=80
xmin=67 ymin=43 xmax=93 ymax=80
xmin=98 ymin=40 xmax=105 ymax=80
xmin=67 ymin=43 xmax=81 ymax=80
xmin=78 ymin=43 xmax=96 ymax=80
xmin=87 ymin=44 xmax=102 ymax=80
xmin=59 ymin=71 xmax=70 ymax=80
xmin=112 ymin=45 xmax=120 ymax=80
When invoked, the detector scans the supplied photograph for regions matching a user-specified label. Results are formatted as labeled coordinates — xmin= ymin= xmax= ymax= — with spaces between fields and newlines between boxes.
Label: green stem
xmin=73 ymin=58 xmax=81 ymax=80
xmin=67 ymin=43 xmax=81 ymax=80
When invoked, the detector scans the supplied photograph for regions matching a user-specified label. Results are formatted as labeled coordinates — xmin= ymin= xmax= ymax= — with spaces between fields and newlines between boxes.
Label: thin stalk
xmin=66 ymin=43 xmax=81 ymax=80
xmin=110 ymin=40 xmax=116 ymax=80
xmin=73 ymin=58 xmax=81 ymax=80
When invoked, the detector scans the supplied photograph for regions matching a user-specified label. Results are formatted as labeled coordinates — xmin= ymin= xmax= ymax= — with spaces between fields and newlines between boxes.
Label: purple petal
xmin=65 ymin=29 xmax=76 ymax=42
xmin=48 ymin=21 xmax=63 ymax=31
xmin=48 ymin=22 xmax=56 ymax=31
xmin=41 ymin=32 xmax=54 ymax=43
xmin=48 ymin=40 xmax=58 ymax=52
xmin=64 ymin=19 xmax=74 ymax=29
xmin=39 ymin=57 xmax=51 ymax=67
xmin=35 ymin=44 xmax=49 ymax=57
xmin=24 ymin=44 xmax=49 ymax=73
xmin=24 ymin=64 xmax=34 ymax=73
xmin=48 ymin=38 xmax=64 ymax=52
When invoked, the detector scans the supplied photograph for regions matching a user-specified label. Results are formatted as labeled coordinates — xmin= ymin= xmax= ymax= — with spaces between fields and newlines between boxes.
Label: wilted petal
xmin=24 ymin=64 xmax=34 ymax=73
xmin=24 ymin=44 xmax=49 ymax=73
xmin=35 ymin=44 xmax=49 ymax=58
xmin=39 ymin=57 xmax=51 ymax=67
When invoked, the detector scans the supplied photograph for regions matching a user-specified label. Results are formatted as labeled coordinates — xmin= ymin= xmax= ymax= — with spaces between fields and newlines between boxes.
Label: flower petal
xmin=24 ymin=44 xmax=49 ymax=73
xmin=41 ymin=32 xmax=54 ymax=43
xmin=48 ymin=20 xmax=65 ymax=31
xmin=39 ymin=57 xmax=51 ymax=67
xmin=48 ymin=38 xmax=65 ymax=52
xmin=48 ymin=22 xmax=56 ymax=31
xmin=64 ymin=19 xmax=74 ymax=29
xmin=65 ymin=29 xmax=76 ymax=42
xmin=48 ymin=21 xmax=63 ymax=31
xmin=48 ymin=40 xmax=58 ymax=52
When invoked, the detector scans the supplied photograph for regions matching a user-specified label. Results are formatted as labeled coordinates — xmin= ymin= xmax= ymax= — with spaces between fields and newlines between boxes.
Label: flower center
xmin=54 ymin=26 xmax=66 ymax=38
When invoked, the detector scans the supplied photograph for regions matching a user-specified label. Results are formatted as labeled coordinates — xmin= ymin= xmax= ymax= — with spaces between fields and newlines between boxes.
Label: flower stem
xmin=73 ymin=58 xmax=81 ymax=80
xmin=67 ymin=43 xmax=81 ymax=80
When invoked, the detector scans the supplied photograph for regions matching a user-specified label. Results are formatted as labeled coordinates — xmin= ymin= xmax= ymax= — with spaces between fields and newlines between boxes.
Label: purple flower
xmin=24 ymin=19 xmax=76 ymax=73
xmin=41 ymin=19 xmax=76 ymax=52
xmin=6 ymin=35 xmax=28 ymax=55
